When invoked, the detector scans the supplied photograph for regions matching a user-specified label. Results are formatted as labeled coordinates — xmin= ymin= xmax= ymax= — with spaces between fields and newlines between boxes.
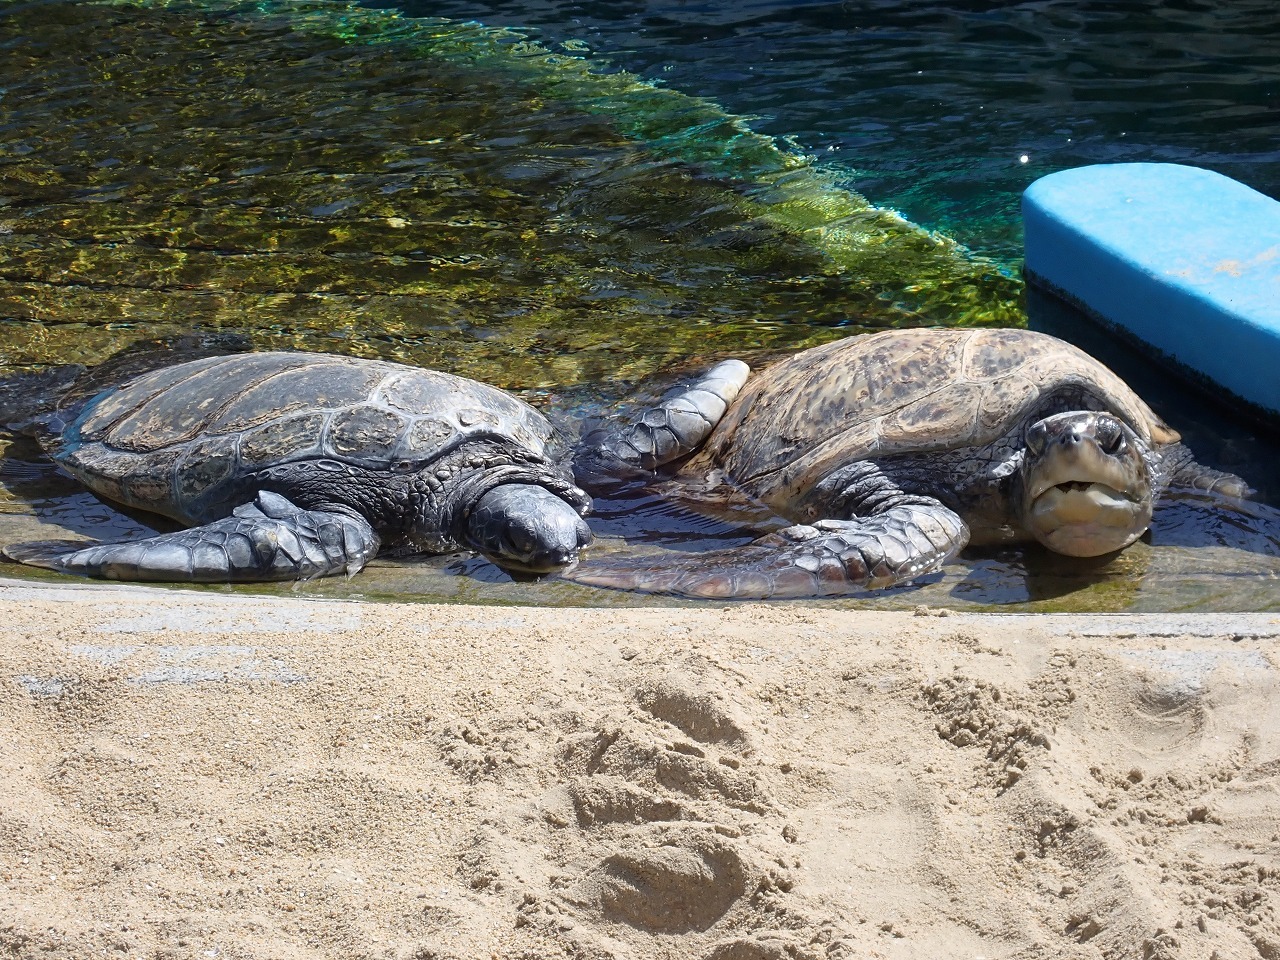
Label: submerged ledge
xmin=0 ymin=0 xmax=1022 ymax=388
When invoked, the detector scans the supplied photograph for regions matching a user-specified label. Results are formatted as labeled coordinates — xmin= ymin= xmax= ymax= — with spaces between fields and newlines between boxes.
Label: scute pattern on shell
xmin=682 ymin=328 xmax=1178 ymax=509
xmin=56 ymin=352 xmax=555 ymax=523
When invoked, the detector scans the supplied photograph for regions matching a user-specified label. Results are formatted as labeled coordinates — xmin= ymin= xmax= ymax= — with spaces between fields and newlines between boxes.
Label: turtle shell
xmin=681 ymin=328 xmax=1179 ymax=510
xmin=55 ymin=351 xmax=558 ymax=523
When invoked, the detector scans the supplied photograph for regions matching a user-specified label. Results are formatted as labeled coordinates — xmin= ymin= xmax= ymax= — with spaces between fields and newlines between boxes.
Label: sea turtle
xmin=4 ymin=351 xmax=592 ymax=582
xmin=571 ymin=327 xmax=1250 ymax=599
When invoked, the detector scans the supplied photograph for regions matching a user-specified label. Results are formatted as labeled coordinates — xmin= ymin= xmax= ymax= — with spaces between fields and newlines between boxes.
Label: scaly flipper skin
xmin=576 ymin=359 xmax=750 ymax=486
xmin=571 ymin=498 xmax=969 ymax=599
xmin=1168 ymin=453 xmax=1253 ymax=499
xmin=3 ymin=491 xmax=380 ymax=583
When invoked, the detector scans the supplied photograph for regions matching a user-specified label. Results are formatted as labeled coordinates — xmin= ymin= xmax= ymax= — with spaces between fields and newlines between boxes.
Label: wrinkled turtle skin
xmin=5 ymin=352 xmax=592 ymax=583
xmin=572 ymin=328 xmax=1250 ymax=599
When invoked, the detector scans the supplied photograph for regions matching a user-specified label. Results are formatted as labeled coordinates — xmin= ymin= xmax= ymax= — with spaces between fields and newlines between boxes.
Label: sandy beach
xmin=2 ymin=579 xmax=1279 ymax=958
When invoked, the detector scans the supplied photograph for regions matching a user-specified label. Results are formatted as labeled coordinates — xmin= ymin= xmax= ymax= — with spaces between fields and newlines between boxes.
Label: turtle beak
xmin=1024 ymin=413 xmax=1139 ymax=503
xmin=467 ymin=483 xmax=593 ymax=575
xmin=1021 ymin=411 xmax=1153 ymax=557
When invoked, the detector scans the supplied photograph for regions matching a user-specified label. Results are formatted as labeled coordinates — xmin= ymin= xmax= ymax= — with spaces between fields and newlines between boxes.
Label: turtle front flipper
xmin=576 ymin=359 xmax=750 ymax=487
xmin=3 ymin=491 xmax=380 ymax=583
xmin=1167 ymin=454 xmax=1254 ymax=499
xmin=571 ymin=500 xmax=969 ymax=599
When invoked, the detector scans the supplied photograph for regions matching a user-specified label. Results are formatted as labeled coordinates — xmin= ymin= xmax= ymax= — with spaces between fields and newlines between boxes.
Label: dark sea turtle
xmin=4 ymin=351 xmax=592 ymax=582
xmin=572 ymin=327 xmax=1250 ymax=599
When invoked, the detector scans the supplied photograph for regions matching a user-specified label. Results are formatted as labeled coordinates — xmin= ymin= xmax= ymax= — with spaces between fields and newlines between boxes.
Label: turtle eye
xmin=506 ymin=524 xmax=539 ymax=556
xmin=1101 ymin=427 xmax=1126 ymax=456
xmin=1025 ymin=421 xmax=1047 ymax=456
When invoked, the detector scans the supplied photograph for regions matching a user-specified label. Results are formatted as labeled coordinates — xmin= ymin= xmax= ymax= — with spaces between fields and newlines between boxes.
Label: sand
xmin=2 ymin=579 xmax=1279 ymax=959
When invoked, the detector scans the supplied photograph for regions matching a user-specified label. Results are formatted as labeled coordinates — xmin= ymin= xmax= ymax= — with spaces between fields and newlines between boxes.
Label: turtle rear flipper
xmin=4 ymin=491 xmax=380 ymax=583
xmin=3 ymin=539 xmax=96 ymax=570
xmin=570 ymin=501 xmax=969 ymax=599
xmin=576 ymin=359 xmax=750 ymax=487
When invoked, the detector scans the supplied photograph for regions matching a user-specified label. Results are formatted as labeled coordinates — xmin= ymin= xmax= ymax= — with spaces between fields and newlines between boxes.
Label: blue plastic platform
xmin=1023 ymin=163 xmax=1280 ymax=424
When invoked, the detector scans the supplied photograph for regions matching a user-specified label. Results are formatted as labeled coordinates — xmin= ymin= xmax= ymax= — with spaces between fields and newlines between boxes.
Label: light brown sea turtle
xmin=572 ymin=327 xmax=1249 ymax=598
xmin=4 ymin=351 xmax=592 ymax=582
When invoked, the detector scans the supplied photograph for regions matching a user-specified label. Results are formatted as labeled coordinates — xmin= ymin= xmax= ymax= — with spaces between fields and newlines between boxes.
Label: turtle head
xmin=466 ymin=483 xmax=593 ymax=575
xmin=1018 ymin=411 xmax=1154 ymax=557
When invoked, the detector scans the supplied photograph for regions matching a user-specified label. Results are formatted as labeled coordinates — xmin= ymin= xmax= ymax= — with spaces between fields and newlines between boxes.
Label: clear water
xmin=0 ymin=0 xmax=1277 ymax=611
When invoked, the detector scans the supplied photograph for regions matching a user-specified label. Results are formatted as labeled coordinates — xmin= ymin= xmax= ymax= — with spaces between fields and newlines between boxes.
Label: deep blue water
xmin=377 ymin=0 xmax=1280 ymax=262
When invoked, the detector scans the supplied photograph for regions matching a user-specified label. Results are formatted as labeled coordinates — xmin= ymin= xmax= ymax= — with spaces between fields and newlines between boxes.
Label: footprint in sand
xmin=593 ymin=824 xmax=749 ymax=932
xmin=515 ymin=670 xmax=822 ymax=955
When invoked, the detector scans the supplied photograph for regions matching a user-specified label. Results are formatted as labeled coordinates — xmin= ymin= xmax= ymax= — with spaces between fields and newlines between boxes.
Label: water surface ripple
xmin=414 ymin=0 xmax=1280 ymax=260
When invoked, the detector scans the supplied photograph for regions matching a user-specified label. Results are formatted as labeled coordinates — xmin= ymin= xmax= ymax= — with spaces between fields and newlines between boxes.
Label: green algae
xmin=0 ymin=0 xmax=1020 ymax=391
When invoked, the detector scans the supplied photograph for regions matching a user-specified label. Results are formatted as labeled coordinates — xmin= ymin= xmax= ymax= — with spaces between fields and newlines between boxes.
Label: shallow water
xmin=0 ymin=0 xmax=1017 ymax=384
xmin=0 ymin=0 xmax=1277 ymax=610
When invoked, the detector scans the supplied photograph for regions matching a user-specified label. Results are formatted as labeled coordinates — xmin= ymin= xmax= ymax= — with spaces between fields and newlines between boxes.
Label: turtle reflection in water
xmin=4 ymin=352 xmax=591 ymax=583
xmin=572 ymin=328 xmax=1253 ymax=599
